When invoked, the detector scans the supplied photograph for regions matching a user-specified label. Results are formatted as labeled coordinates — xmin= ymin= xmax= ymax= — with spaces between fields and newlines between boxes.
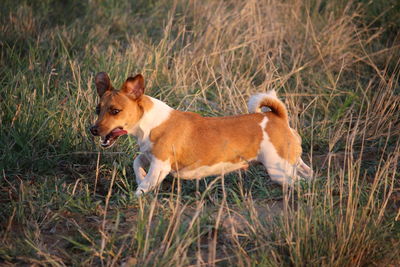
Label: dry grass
xmin=0 ymin=0 xmax=399 ymax=266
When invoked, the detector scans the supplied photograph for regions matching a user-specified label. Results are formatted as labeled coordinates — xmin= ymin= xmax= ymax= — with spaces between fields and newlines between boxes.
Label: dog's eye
xmin=111 ymin=109 xmax=121 ymax=115
xmin=95 ymin=106 xmax=100 ymax=115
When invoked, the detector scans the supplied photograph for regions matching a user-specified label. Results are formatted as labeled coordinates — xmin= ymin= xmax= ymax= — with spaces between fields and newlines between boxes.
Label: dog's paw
xmin=135 ymin=189 xmax=144 ymax=197
xmin=135 ymin=184 xmax=150 ymax=197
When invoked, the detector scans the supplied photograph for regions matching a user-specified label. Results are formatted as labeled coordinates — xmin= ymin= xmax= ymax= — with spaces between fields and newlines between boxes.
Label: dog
xmin=90 ymin=72 xmax=313 ymax=196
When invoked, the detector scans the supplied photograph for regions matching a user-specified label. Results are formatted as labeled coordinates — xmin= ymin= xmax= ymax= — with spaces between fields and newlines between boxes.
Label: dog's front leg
xmin=135 ymin=157 xmax=171 ymax=196
xmin=133 ymin=154 xmax=149 ymax=185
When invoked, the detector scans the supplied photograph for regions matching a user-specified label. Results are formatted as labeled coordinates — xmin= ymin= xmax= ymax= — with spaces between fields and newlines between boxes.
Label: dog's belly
xmin=171 ymin=160 xmax=254 ymax=179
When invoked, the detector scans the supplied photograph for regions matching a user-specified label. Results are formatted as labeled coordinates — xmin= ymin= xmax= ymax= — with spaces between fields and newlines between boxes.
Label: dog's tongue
xmin=112 ymin=128 xmax=127 ymax=137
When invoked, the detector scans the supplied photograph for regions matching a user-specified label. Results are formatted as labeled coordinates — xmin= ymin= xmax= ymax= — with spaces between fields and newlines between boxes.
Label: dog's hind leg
xmin=297 ymin=158 xmax=313 ymax=180
xmin=133 ymin=154 xmax=149 ymax=185
xmin=257 ymin=141 xmax=296 ymax=186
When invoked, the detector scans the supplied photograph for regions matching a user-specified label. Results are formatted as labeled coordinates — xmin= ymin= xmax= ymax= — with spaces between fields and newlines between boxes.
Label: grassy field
xmin=1 ymin=0 xmax=399 ymax=266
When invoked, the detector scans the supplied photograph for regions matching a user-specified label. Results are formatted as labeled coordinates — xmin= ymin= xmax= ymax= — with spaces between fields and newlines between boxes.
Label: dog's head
xmin=90 ymin=72 xmax=145 ymax=148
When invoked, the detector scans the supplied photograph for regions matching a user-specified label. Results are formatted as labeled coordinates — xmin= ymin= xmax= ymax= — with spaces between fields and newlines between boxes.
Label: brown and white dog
xmin=90 ymin=72 xmax=313 ymax=196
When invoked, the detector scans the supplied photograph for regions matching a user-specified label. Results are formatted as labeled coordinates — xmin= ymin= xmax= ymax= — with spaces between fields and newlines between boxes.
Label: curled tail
xmin=248 ymin=90 xmax=288 ymax=120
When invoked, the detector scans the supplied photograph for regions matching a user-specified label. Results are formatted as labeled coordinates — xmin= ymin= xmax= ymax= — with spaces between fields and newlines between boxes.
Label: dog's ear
xmin=122 ymin=74 xmax=144 ymax=99
xmin=95 ymin=72 xmax=112 ymax=97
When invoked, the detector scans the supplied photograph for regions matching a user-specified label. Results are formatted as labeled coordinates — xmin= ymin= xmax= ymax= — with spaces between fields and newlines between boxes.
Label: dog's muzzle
xmin=90 ymin=125 xmax=99 ymax=136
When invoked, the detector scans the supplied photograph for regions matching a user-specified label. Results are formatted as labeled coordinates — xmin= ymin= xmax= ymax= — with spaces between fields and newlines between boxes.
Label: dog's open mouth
xmin=101 ymin=127 xmax=128 ymax=148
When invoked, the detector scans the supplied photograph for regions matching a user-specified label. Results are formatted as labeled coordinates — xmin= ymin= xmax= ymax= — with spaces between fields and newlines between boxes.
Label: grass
xmin=1 ymin=0 xmax=399 ymax=266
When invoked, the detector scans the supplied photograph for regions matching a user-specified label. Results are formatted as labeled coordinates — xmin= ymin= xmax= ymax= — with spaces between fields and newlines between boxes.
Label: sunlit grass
xmin=1 ymin=0 xmax=399 ymax=266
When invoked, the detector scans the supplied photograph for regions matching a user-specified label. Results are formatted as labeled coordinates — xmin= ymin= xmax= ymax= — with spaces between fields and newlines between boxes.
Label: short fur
xmin=90 ymin=73 xmax=313 ymax=195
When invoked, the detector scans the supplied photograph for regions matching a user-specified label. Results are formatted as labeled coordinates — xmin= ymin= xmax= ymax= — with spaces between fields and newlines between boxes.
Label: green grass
xmin=1 ymin=0 xmax=399 ymax=266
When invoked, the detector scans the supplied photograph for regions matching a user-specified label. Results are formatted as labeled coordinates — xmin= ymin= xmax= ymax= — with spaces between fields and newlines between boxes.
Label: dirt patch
xmin=183 ymin=199 xmax=285 ymax=265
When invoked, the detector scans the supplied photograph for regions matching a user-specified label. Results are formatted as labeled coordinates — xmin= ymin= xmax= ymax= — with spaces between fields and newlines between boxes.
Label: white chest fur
xmin=130 ymin=96 xmax=173 ymax=153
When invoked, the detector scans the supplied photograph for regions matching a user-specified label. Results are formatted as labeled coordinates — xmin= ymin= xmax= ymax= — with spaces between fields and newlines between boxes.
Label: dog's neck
xmin=130 ymin=95 xmax=173 ymax=151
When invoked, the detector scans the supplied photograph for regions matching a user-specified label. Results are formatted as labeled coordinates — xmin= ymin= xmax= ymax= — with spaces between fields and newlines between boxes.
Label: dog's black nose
xmin=90 ymin=125 xmax=99 ymax=136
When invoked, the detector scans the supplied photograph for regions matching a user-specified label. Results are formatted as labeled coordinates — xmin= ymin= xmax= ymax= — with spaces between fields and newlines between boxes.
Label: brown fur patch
xmin=264 ymin=113 xmax=302 ymax=164
xmin=149 ymin=111 xmax=265 ymax=172
xmin=259 ymin=98 xmax=288 ymax=120
xmin=94 ymin=92 xmax=153 ymax=137
xmin=137 ymin=95 xmax=154 ymax=113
